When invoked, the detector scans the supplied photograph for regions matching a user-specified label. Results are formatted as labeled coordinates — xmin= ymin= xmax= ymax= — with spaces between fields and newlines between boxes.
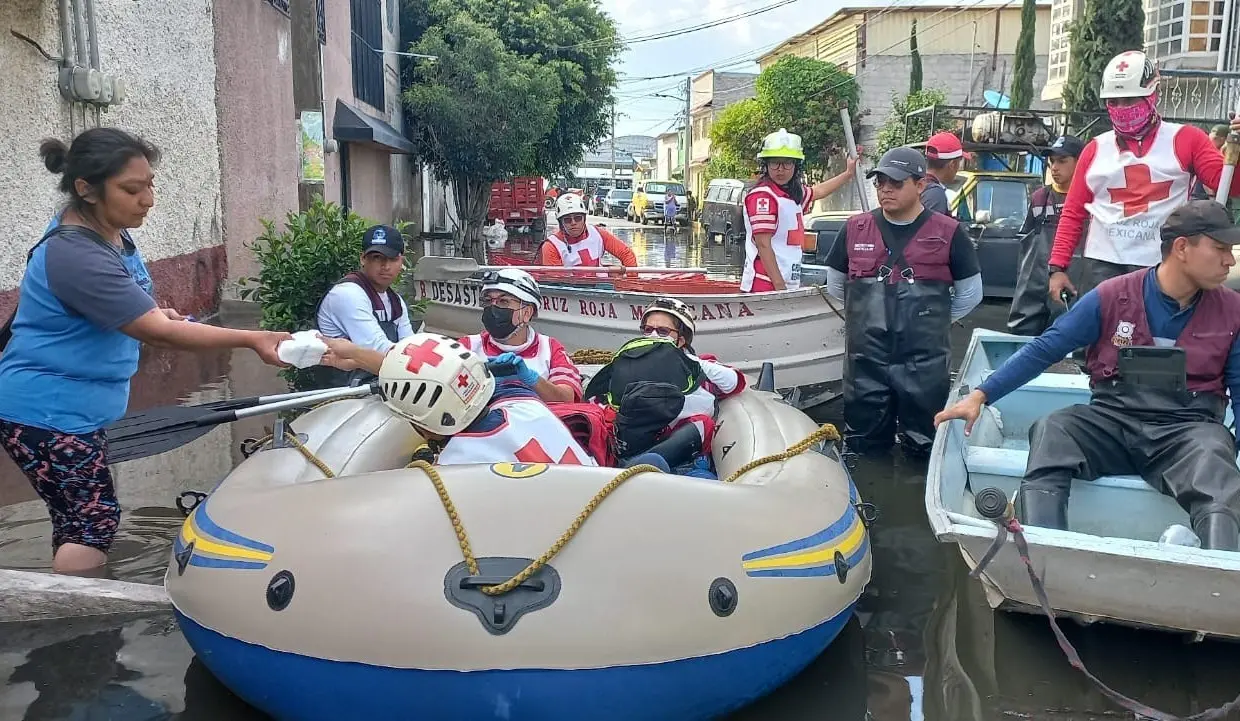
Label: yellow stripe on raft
xmin=180 ymin=518 xmax=275 ymax=562
xmin=741 ymin=517 xmax=866 ymax=572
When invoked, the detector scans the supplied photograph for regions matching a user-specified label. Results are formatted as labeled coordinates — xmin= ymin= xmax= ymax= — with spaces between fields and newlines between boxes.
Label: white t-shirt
xmin=316 ymin=282 xmax=415 ymax=353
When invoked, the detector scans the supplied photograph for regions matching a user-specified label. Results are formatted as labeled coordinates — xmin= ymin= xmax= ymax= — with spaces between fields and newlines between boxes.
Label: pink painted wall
xmin=213 ymin=0 xmax=300 ymax=282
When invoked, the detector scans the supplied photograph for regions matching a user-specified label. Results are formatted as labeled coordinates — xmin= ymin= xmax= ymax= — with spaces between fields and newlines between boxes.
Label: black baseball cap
xmin=866 ymin=147 xmax=928 ymax=182
xmin=1046 ymin=135 xmax=1085 ymax=159
xmin=362 ymin=225 xmax=405 ymax=258
xmin=1161 ymin=200 xmax=1240 ymax=245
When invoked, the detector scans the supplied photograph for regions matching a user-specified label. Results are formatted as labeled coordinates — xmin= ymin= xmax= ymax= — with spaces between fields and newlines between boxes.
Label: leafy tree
xmin=1062 ymin=0 xmax=1144 ymax=125
xmin=909 ymin=20 xmax=923 ymax=95
xmin=401 ymin=0 xmax=621 ymax=261
xmin=1010 ymin=0 xmax=1039 ymax=109
xmin=873 ymin=88 xmax=954 ymax=157
xmin=706 ymin=56 xmax=861 ymax=181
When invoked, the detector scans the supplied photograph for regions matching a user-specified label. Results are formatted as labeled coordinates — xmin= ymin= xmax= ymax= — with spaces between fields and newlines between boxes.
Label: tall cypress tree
xmin=909 ymin=20 xmax=923 ymax=94
xmin=1062 ymin=0 xmax=1145 ymax=121
xmin=1010 ymin=0 xmax=1038 ymax=109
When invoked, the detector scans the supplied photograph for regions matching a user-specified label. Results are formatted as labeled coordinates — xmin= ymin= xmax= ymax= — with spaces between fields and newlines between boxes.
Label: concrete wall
xmin=213 ymin=0 xmax=300 ymax=284
xmin=0 ymin=0 xmax=225 ymax=319
xmin=856 ymin=53 xmax=1053 ymax=146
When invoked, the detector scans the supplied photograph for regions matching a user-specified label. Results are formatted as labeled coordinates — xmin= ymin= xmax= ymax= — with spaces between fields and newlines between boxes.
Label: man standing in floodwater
xmin=823 ymin=147 xmax=983 ymax=458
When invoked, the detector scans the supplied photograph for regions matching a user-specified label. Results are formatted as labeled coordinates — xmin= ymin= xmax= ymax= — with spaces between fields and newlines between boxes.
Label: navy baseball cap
xmin=866 ymin=147 xmax=928 ymax=181
xmin=1161 ymin=200 xmax=1240 ymax=245
xmin=1046 ymin=135 xmax=1085 ymax=159
xmin=362 ymin=225 xmax=405 ymax=258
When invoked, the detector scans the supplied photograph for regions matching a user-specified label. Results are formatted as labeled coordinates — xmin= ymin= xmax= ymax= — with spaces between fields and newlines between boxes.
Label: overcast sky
xmin=601 ymin=0 xmax=834 ymax=138
xmin=599 ymin=0 xmax=1006 ymax=139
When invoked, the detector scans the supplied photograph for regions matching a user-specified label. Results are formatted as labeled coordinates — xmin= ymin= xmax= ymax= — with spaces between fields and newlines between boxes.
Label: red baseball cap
xmin=926 ymin=132 xmax=964 ymax=160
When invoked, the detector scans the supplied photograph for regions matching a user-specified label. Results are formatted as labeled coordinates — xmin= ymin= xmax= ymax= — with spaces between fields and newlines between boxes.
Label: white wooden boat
xmin=409 ymin=256 xmax=847 ymax=409
xmin=927 ymin=328 xmax=1240 ymax=640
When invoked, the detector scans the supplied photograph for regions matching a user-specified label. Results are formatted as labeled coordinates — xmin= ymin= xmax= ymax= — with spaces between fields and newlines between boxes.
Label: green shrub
xmin=237 ymin=196 xmax=428 ymax=389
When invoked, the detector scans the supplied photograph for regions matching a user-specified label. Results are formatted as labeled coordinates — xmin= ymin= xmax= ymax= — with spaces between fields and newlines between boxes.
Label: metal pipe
xmin=84 ymin=0 xmax=100 ymax=69
xmin=70 ymin=0 xmax=88 ymax=69
xmin=57 ymin=0 xmax=74 ymax=65
xmin=839 ymin=108 xmax=870 ymax=212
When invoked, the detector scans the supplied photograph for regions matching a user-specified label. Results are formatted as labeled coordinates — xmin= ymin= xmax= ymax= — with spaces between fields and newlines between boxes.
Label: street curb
xmin=0 ymin=568 xmax=170 ymax=623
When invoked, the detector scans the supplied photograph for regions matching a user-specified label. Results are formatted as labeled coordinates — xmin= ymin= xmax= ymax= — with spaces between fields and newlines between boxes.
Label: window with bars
xmin=351 ymin=0 xmax=385 ymax=111
xmin=266 ymin=0 xmax=289 ymax=14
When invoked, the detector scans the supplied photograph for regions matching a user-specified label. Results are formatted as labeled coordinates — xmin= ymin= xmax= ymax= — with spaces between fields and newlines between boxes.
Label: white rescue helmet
xmin=481 ymin=268 xmax=541 ymax=309
xmin=1099 ymin=50 xmax=1160 ymax=99
xmin=555 ymin=193 xmax=589 ymax=220
xmin=642 ymin=296 xmax=697 ymax=343
xmin=379 ymin=333 xmax=495 ymax=435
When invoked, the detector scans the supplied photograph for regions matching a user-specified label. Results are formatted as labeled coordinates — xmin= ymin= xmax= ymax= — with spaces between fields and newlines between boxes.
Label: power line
xmin=559 ymin=0 xmax=803 ymax=50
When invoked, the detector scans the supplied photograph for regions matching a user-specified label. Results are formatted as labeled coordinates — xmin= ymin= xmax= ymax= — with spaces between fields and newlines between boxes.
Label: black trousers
xmin=1024 ymin=403 xmax=1240 ymax=524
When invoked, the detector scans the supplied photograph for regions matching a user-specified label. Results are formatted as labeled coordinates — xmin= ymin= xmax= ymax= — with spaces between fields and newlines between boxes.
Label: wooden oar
xmin=411 ymin=256 xmax=706 ymax=281
xmin=106 ymin=383 xmax=381 ymax=464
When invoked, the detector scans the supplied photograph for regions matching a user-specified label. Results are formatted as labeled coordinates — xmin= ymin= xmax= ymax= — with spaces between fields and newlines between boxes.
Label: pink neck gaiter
xmin=1107 ymin=93 xmax=1160 ymax=139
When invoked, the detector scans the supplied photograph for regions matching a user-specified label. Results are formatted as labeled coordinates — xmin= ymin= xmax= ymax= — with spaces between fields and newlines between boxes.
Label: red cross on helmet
xmin=379 ymin=333 xmax=495 ymax=435
xmin=1099 ymin=50 xmax=1160 ymax=99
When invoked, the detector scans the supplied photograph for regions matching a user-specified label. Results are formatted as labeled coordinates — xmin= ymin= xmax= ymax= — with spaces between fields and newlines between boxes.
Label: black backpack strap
xmin=0 ymin=225 xmax=73 ymax=351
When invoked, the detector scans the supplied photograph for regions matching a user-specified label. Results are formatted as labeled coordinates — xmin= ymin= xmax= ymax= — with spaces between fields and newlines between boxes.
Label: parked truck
xmin=488 ymin=176 xmax=548 ymax=233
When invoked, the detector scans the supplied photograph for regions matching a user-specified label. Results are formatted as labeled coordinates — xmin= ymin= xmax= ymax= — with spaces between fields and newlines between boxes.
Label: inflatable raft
xmin=165 ymin=386 xmax=873 ymax=721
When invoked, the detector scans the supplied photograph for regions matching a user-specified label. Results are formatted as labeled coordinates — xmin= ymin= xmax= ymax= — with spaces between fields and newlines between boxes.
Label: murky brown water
xmin=3 ymin=225 xmax=1239 ymax=721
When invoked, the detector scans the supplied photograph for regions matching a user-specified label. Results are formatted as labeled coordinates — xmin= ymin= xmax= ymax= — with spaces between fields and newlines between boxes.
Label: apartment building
xmin=688 ymin=70 xmax=757 ymax=199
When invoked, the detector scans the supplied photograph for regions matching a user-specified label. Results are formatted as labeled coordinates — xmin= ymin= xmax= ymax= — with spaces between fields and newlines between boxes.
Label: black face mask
xmin=482 ymin=305 xmax=519 ymax=339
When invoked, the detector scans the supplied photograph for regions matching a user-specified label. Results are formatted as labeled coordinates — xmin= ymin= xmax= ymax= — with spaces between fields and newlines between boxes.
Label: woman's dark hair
xmin=39 ymin=128 xmax=161 ymax=210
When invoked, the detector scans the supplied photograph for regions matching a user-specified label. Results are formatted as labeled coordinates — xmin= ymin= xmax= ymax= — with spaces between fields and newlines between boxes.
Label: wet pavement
xmin=2 ymin=227 xmax=1240 ymax=720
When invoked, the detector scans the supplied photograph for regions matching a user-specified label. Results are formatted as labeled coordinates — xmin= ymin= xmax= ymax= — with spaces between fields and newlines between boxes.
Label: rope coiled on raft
xmin=252 ymin=399 xmax=843 ymax=597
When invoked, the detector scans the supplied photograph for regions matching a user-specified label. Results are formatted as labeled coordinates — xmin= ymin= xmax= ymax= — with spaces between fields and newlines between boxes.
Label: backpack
xmin=550 ymin=403 xmax=618 ymax=466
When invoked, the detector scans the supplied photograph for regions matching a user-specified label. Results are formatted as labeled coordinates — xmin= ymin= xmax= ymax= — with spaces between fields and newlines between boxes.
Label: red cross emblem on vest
xmin=1107 ymin=164 xmax=1173 ymax=217
xmin=515 ymin=438 xmax=582 ymax=465
xmin=402 ymin=339 xmax=444 ymax=373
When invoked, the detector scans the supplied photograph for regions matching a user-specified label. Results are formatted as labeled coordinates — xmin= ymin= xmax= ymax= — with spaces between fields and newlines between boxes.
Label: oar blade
xmin=106 ymin=421 xmax=221 ymax=465
xmin=105 ymin=404 xmax=218 ymax=442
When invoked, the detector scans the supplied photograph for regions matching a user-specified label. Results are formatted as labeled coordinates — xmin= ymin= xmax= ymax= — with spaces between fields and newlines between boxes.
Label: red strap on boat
xmin=973 ymin=518 xmax=1240 ymax=721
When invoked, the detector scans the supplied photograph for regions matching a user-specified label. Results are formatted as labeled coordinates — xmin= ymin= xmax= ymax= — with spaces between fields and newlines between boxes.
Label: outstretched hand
xmin=932 ymin=389 xmax=988 ymax=437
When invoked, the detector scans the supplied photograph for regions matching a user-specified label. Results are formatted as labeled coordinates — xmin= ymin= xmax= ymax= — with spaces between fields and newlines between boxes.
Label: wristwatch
xmin=1048 ymin=264 xmax=1066 ymax=275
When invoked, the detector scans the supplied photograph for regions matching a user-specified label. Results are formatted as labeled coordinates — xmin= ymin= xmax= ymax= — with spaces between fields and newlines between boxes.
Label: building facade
xmin=0 ymin=0 xmax=423 ymax=320
xmin=655 ymin=131 xmax=681 ymax=182
xmin=758 ymin=2 xmax=1052 ymax=149
xmin=688 ymin=70 xmax=757 ymax=200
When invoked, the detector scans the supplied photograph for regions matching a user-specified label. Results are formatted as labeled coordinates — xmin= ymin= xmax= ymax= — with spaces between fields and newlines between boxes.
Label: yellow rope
xmin=720 ymin=423 xmax=841 ymax=484
xmin=405 ymin=460 xmax=664 ymax=596
xmin=570 ymin=348 xmax=616 ymax=365
xmin=268 ymin=408 xmax=843 ymax=596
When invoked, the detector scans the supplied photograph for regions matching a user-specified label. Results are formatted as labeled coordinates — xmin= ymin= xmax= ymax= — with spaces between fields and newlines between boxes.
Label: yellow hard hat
xmin=756 ymin=128 xmax=805 ymax=161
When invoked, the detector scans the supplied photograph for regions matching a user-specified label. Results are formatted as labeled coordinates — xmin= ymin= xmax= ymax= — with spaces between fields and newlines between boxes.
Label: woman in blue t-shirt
xmin=0 ymin=128 xmax=292 ymax=575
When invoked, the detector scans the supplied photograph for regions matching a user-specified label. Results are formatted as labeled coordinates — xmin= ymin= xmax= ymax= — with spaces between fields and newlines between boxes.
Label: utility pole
xmin=610 ymin=100 xmax=617 ymax=187
xmin=683 ymin=76 xmax=692 ymax=195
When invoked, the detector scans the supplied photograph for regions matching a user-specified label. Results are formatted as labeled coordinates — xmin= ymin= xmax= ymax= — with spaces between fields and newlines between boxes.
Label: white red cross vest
xmin=741 ymin=186 xmax=805 ymax=291
xmin=437 ymin=397 xmax=597 ymax=466
xmin=1083 ymin=123 xmax=1194 ymax=267
xmin=461 ymin=333 xmax=555 ymax=378
xmin=546 ymin=226 xmax=604 ymax=267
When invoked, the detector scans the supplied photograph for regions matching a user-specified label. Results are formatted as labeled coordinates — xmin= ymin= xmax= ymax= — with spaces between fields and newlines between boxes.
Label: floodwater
xmin=3 ymin=224 xmax=1240 ymax=721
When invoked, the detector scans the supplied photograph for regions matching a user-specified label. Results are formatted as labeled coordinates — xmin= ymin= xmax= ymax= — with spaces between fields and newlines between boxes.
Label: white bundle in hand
xmin=277 ymin=331 xmax=329 ymax=369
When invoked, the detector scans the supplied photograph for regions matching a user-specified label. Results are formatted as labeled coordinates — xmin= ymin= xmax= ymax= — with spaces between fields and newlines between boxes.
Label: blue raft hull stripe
xmin=744 ymin=536 xmax=870 ymax=578
xmin=741 ymin=504 xmax=857 ymax=562
xmin=176 ymin=603 xmax=857 ymax=721
xmin=192 ymin=500 xmax=276 ymax=554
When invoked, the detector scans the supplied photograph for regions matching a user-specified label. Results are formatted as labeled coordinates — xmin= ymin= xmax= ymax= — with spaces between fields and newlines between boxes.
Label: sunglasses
xmin=641 ymin=325 xmax=678 ymax=338
xmin=873 ymin=174 xmax=919 ymax=189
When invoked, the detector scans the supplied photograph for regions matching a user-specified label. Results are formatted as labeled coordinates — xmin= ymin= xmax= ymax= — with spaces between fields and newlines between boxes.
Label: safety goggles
xmin=641 ymin=325 xmax=678 ymax=338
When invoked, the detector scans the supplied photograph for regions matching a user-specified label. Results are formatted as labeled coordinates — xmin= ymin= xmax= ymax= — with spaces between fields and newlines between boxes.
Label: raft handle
xmin=460 ymin=576 xmax=545 ymax=593
xmin=756 ymin=362 xmax=776 ymax=393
